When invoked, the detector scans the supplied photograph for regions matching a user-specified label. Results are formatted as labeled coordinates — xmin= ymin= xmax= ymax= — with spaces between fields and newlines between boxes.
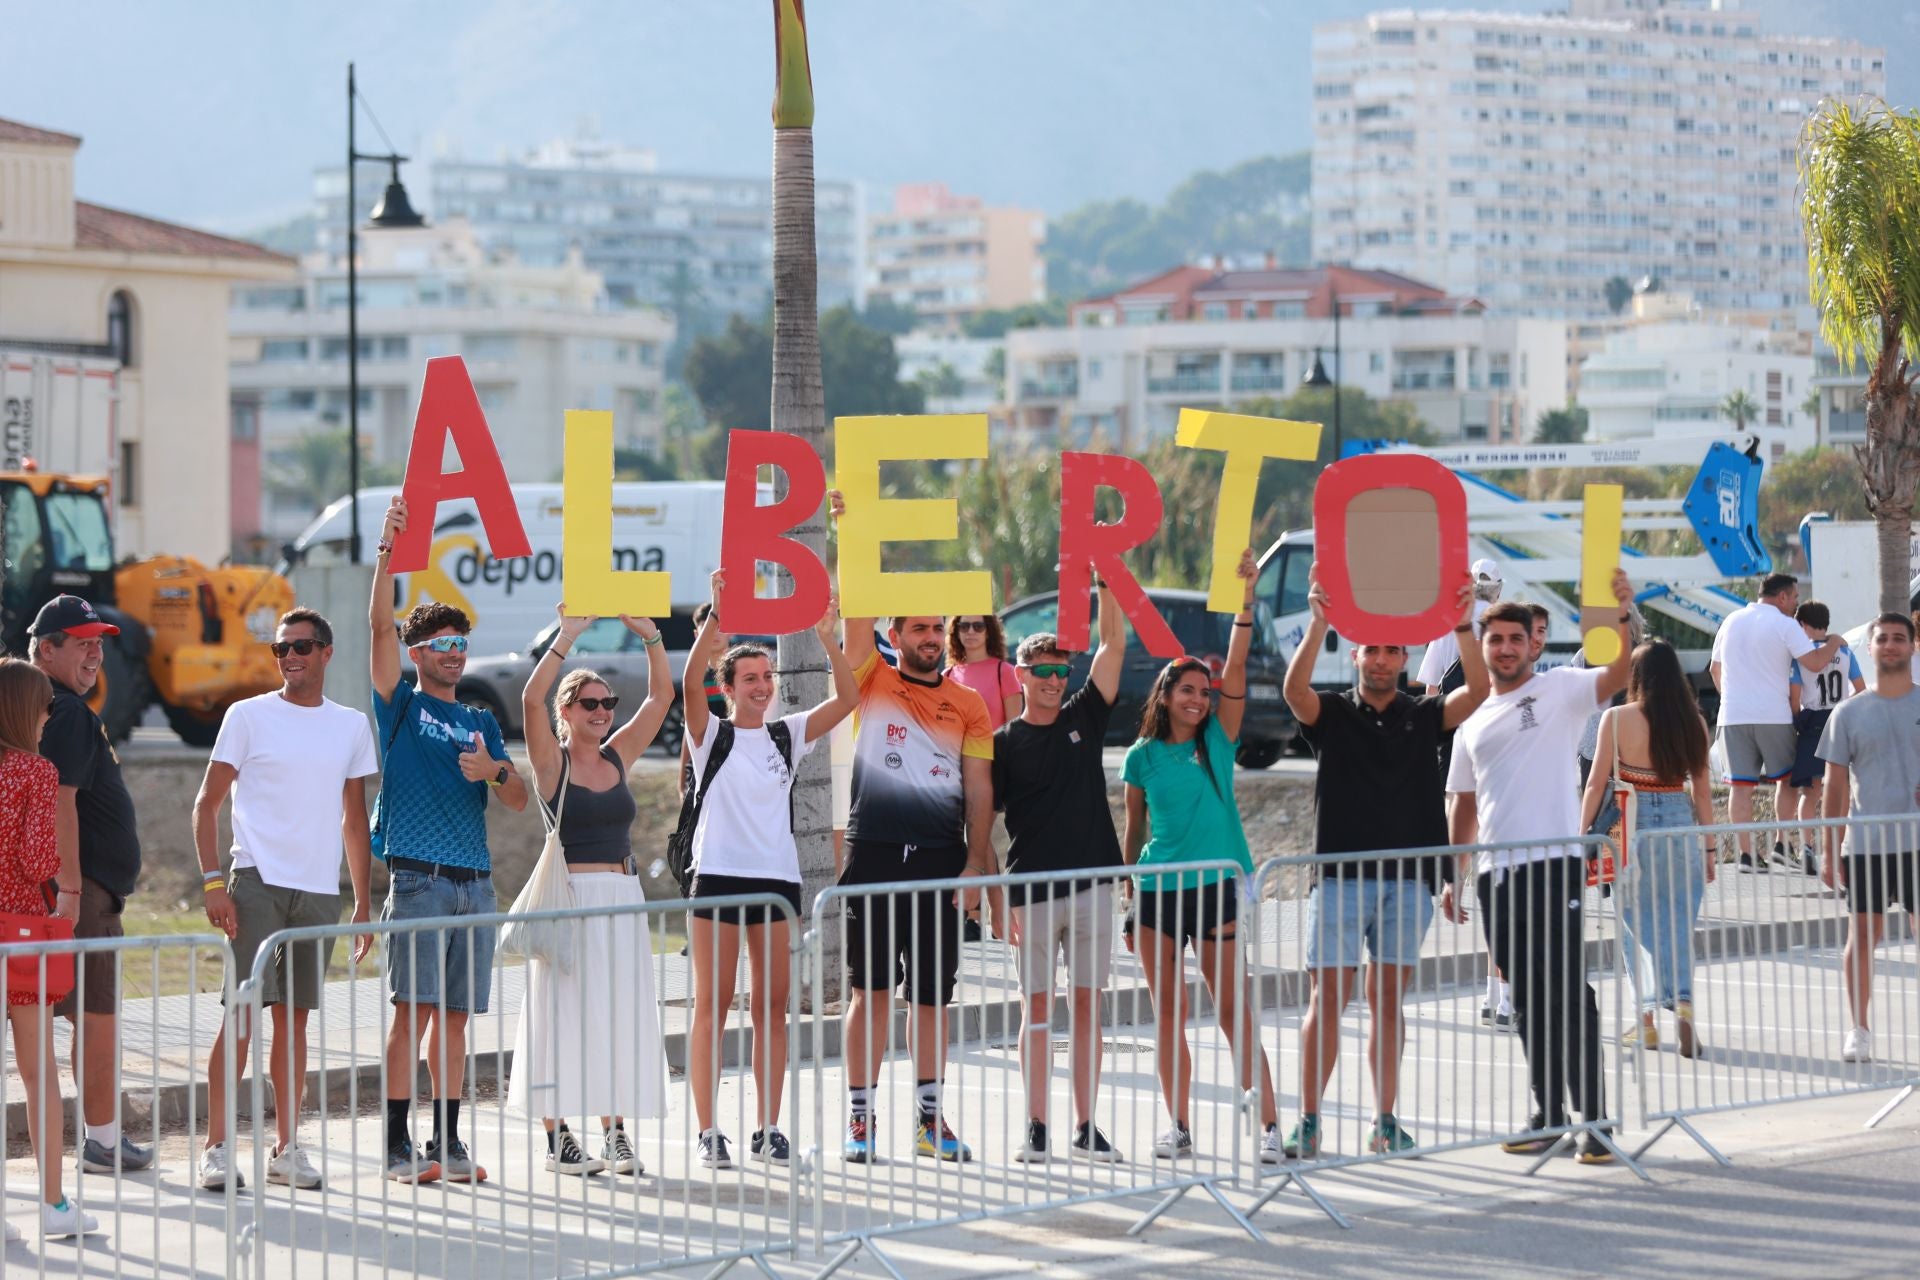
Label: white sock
xmin=1484 ymin=974 xmax=1500 ymax=1006
xmin=86 ymin=1122 xmax=119 ymax=1149
xmin=1496 ymin=981 xmax=1513 ymax=1015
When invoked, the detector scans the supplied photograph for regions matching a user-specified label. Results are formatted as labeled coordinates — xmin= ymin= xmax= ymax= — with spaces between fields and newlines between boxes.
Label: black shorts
xmin=839 ymin=840 xmax=968 ymax=1007
xmin=1133 ymin=879 xmax=1239 ymax=947
xmin=1789 ymin=708 xmax=1832 ymax=789
xmin=1843 ymin=851 xmax=1920 ymax=917
xmin=687 ymin=872 xmax=803 ymax=925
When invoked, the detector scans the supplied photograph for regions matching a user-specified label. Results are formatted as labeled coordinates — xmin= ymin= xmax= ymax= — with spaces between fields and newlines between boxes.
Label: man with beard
xmin=1443 ymin=576 xmax=1634 ymax=1165
xmin=831 ymin=496 xmax=995 ymax=1165
xmin=369 ymin=497 xmax=528 ymax=1183
xmin=1279 ymin=566 xmax=1488 ymax=1159
xmin=30 ymin=595 xmax=155 ymax=1177
xmin=193 ymin=609 xmax=378 ymax=1191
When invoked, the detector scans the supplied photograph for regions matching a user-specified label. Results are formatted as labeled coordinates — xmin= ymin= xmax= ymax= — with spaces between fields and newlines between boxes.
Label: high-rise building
xmin=864 ymin=183 xmax=1046 ymax=330
xmin=312 ymin=136 xmax=862 ymax=318
xmin=1311 ymin=0 xmax=1884 ymax=316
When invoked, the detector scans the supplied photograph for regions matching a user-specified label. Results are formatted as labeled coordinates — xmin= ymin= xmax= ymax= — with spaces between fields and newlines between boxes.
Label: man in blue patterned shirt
xmin=370 ymin=497 xmax=528 ymax=1182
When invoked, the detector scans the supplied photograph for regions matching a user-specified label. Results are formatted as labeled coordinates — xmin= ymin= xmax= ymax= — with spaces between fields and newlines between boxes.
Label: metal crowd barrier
xmin=804 ymin=861 xmax=1269 ymax=1277
xmin=0 ymin=930 xmax=237 ymax=1278
xmin=1245 ymin=837 xmax=1642 ymax=1229
xmin=231 ymin=891 xmax=800 ymax=1280
xmin=1629 ymin=814 xmax=1919 ymax=1164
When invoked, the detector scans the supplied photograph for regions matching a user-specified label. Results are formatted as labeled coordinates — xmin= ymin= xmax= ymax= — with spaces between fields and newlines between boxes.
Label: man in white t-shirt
xmin=1711 ymin=574 xmax=1845 ymax=871
xmin=192 ymin=608 xmax=379 ymax=1192
xmin=1415 ymin=558 xmax=1501 ymax=692
xmin=1443 ymin=574 xmax=1634 ymax=1166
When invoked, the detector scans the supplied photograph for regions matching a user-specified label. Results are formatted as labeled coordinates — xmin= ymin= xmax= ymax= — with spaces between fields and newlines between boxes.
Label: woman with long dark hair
xmin=1579 ymin=639 xmax=1716 ymax=1056
xmin=947 ymin=613 xmax=1022 ymax=729
xmin=1120 ymin=550 xmax=1281 ymax=1162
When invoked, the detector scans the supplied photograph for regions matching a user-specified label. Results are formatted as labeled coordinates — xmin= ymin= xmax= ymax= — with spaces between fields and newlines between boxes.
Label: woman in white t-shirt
xmin=682 ymin=573 xmax=859 ymax=1170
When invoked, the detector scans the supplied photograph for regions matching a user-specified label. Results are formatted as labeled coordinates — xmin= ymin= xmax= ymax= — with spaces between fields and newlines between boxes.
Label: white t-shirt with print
xmin=688 ymin=712 xmax=816 ymax=882
xmin=1446 ymin=665 xmax=1605 ymax=873
xmin=212 ymin=693 xmax=380 ymax=894
xmin=1712 ymin=601 xmax=1818 ymax=726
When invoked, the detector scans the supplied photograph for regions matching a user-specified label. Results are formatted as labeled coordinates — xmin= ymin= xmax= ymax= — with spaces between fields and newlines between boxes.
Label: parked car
xmin=998 ymin=587 xmax=1295 ymax=769
xmin=458 ymin=612 xmax=704 ymax=752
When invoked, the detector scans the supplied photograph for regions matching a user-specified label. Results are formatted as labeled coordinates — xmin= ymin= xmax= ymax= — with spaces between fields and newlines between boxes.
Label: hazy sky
xmin=3 ymin=0 xmax=1908 ymax=234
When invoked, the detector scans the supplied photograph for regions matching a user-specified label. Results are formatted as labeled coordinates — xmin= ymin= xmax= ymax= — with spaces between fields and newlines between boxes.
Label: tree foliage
xmin=1604 ymin=275 xmax=1633 ymax=315
xmin=1535 ymin=406 xmax=1589 ymax=444
xmin=960 ymin=299 xmax=1068 ymax=339
xmin=1758 ymin=446 xmax=1873 ymax=561
xmin=268 ymin=428 xmax=400 ymax=512
xmin=1720 ymin=390 xmax=1760 ymax=430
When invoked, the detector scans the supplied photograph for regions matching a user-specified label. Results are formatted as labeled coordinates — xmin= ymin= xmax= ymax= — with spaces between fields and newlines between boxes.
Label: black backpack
xmin=667 ymin=719 xmax=795 ymax=895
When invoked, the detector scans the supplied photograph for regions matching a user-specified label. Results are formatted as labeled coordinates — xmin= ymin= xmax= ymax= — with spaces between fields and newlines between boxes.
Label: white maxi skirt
xmin=507 ymin=872 xmax=667 ymax=1120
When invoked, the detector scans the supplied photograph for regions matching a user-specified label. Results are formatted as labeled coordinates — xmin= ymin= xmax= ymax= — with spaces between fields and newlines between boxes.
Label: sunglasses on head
xmin=270 ymin=638 xmax=326 ymax=658
xmin=417 ymin=635 xmax=469 ymax=653
xmin=955 ymin=619 xmax=988 ymax=633
xmin=1021 ymin=662 xmax=1073 ymax=679
xmin=568 ymin=696 xmax=620 ymax=712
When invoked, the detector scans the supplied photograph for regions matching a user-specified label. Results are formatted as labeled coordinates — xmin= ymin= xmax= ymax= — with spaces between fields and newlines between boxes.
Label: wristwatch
xmin=488 ymin=763 xmax=511 ymax=787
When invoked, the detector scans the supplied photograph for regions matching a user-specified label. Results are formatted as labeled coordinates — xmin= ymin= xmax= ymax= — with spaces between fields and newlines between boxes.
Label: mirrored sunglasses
xmin=1021 ymin=663 xmax=1073 ymax=679
xmin=419 ymin=635 xmax=470 ymax=653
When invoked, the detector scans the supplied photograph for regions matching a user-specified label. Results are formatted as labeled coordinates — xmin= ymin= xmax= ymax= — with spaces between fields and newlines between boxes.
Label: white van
xmin=281 ymin=483 xmax=736 ymax=658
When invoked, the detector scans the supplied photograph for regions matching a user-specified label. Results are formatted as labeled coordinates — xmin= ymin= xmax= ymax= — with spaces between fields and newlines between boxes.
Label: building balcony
xmin=1391 ymin=371 xmax=1452 ymax=391
xmin=1229 ymin=371 xmax=1288 ymax=392
xmin=1825 ymin=409 xmax=1866 ymax=438
xmin=1147 ymin=372 xmax=1223 ymax=394
xmin=1019 ymin=377 xmax=1079 ymax=399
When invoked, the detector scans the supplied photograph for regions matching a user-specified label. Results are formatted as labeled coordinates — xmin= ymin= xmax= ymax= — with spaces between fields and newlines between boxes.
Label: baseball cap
xmin=1471 ymin=558 xmax=1503 ymax=584
xmin=27 ymin=595 xmax=120 ymax=639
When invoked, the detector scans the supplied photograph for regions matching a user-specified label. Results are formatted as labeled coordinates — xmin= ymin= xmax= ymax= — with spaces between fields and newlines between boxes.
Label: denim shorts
xmin=1307 ymin=876 xmax=1435 ymax=970
xmin=383 ymin=868 xmax=496 ymax=1014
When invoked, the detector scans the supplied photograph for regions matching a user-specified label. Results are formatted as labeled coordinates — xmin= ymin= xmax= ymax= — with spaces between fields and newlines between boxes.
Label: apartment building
xmin=864 ymin=183 xmax=1045 ymax=330
xmin=1579 ymin=319 xmax=1816 ymax=456
xmin=1311 ymin=0 xmax=1884 ymax=316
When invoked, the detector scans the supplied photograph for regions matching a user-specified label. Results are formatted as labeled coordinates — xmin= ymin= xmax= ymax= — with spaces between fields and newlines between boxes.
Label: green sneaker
xmin=1281 ymin=1114 xmax=1320 ymax=1160
xmin=1368 ymin=1114 xmax=1417 ymax=1154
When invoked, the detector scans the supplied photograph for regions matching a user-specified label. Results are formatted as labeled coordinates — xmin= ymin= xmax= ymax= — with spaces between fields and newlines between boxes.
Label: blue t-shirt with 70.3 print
xmin=373 ymin=680 xmax=507 ymax=872
xmin=1120 ymin=715 xmax=1253 ymax=891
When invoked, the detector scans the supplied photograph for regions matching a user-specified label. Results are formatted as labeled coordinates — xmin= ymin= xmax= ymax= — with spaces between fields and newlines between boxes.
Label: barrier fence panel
xmin=0 ymin=930 xmax=237 ymax=1279
xmin=804 ymin=861 xmax=1267 ymax=1280
xmin=232 ymin=891 xmax=800 ymax=1280
xmin=1631 ymin=815 xmax=1919 ymax=1164
xmin=1244 ymin=837 xmax=1641 ymax=1229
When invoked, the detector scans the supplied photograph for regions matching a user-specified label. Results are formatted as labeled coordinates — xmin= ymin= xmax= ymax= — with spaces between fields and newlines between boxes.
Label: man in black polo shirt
xmin=990 ymin=576 xmax=1125 ymax=1164
xmin=1278 ymin=566 xmax=1488 ymax=1159
xmin=30 ymin=596 xmax=154 ymax=1174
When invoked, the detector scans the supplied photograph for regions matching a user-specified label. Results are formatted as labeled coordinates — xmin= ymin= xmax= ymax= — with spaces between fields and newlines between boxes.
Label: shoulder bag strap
xmin=536 ymin=751 xmax=570 ymax=836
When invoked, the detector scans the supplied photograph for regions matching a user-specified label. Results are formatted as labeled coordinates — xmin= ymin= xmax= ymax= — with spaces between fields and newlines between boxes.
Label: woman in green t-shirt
xmin=1120 ymin=549 xmax=1280 ymax=1165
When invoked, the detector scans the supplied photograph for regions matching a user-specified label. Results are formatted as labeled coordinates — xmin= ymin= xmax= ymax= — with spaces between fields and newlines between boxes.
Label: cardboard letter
xmin=719 ymin=430 xmax=831 ymax=634
xmin=1312 ymin=454 xmax=1469 ymax=645
xmin=1579 ymin=483 xmax=1626 ymax=665
xmin=562 ymin=409 xmax=670 ymax=617
xmin=1175 ymin=409 xmax=1321 ymax=612
xmin=833 ymin=415 xmax=992 ymax=618
xmin=389 ymin=356 xmax=531 ymax=572
xmin=1056 ymin=452 xmax=1182 ymax=658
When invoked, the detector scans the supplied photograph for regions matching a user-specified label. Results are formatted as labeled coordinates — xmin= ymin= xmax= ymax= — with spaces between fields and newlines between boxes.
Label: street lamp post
xmin=1304 ymin=289 xmax=1342 ymax=460
xmin=345 ymin=62 xmax=423 ymax=563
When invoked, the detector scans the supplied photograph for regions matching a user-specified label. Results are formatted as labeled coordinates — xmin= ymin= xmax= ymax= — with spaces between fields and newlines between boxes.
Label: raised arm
xmin=608 ymin=613 xmax=673 ymax=768
xmin=1088 ymin=571 xmax=1126 ymax=705
xmin=1282 ymin=562 xmax=1328 ymax=728
xmin=523 ymin=605 xmax=592 ymax=795
xmin=1593 ymin=570 xmax=1636 ymax=703
xmin=684 ymin=571 xmax=726 ymax=753
xmin=1216 ymin=547 xmax=1256 ymax=742
xmin=369 ymin=497 xmax=406 ymax=701
xmin=805 ymin=593 xmax=860 ymax=744
xmin=1443 ymin=579 xmax=1491 ymax=730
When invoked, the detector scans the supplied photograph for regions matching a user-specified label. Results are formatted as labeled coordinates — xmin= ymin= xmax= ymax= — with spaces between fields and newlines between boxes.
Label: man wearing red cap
xmin=29 ymin=595 xmax=154 ymax=1175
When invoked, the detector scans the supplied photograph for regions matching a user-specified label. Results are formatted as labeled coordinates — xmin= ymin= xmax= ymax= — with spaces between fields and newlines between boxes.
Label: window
xmin=44 ymin=490 xmax=114 ymax=569
xmin=106 ymin=291 xmax=135 ymax=367
xmin=0 ymin=484 xmax=45 ymax=621
xmin=1201 ymin=303 xmax=1229 ymax=321
xmin=259 ymin=339 xmax=310 ymax=362
xmin=117 ymin=442 xmax=139 ymax=508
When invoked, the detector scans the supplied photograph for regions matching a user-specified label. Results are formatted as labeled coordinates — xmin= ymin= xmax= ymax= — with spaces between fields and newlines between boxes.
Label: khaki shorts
xmin=53 ymin=877 xmax=124 ymax=1018
xmin=1722 ymin=723 xmax=1797 ymax=784
xmin=1013 ymin=884 xmax=1115 ymax=994
xmin=231 ymin=867 xmax=341 ymax=1010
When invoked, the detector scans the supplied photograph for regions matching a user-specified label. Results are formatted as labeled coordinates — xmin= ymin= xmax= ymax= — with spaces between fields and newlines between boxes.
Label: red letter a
xmin=387 ymin=356 xmax=531 ymax=572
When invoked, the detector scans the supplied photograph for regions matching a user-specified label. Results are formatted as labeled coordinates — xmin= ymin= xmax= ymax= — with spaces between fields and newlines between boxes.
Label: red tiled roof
xmin=73 ymin=202 xmax=291 ymax=264
xmin=0 ymin=117 xmax=81 ymax=148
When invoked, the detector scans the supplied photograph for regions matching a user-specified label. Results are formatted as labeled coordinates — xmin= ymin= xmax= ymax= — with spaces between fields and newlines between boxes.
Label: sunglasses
xmin=270 ymin=638 xmax=326 ymax=658
xmin=416 ymin=635 xmax=469 ymax=653
xmin=1021 ymin=663 xmax=1073 ymax=679
xmin=568 ymin=696 xmax=620 ymax=712
xmin=955 ymin=620 xmax=989 ymax=633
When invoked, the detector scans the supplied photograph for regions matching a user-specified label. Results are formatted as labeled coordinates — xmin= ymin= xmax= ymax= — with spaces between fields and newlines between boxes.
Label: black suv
xmin=998 ymin=587 xmax=1295 ymax=769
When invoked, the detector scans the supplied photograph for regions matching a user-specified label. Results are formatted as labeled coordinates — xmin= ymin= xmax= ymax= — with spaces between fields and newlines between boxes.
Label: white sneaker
xmin=1258 ymin=1125 xmax=1283 ymax=1166
xmin=1842 ymin=1026 xmax=1872 ymax=1063
xmin=1152 ymin=1122 xmax=1193 ymax=1160
xmin=199 ymin=1142 xmax=244 ymax=1191
xmin=267 ymin=1143 xmax=323 ymax=1189
xmin=40 ymin=1198 xmax=98 ymax=1238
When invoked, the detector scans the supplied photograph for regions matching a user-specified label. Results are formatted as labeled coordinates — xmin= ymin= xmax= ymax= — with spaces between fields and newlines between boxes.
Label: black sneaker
xmin=697 ymin=1129 xmax=734 ymax=1170
xmin=961 ymin=915 xmax=984 ymax=943
xmin=546 ymin=1126 xmax=605 ymax=1176
xmin=1738 ymin=853 xmax=1769 ymax=874
xmin=1573 ymin=1132 xmax=1616 ymax=1165
xmin=750 ymin=1127 xmax=789 ymax=1167
xmin=1070 ymin=1121 xmax=1121 ymax=1162
xmin=1013 ymin=1119 xmax=1048 ymax=1163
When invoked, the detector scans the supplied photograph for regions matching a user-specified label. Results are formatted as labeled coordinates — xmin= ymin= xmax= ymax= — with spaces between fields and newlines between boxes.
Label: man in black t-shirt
xmin=990 ymin=577 xmax=1125 ymax=1164
xmin=29 ymin=595 xmax=154 ymax=1175
xmin=1277 ymin=567 xmax=1488 ymax=1160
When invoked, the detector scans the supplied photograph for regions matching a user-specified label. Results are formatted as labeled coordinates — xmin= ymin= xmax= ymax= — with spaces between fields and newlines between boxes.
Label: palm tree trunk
xmin=1859 ymin=324 xmax=1920 ymax=615
xmin=769 ymin=0 xmax=835 ymax=987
